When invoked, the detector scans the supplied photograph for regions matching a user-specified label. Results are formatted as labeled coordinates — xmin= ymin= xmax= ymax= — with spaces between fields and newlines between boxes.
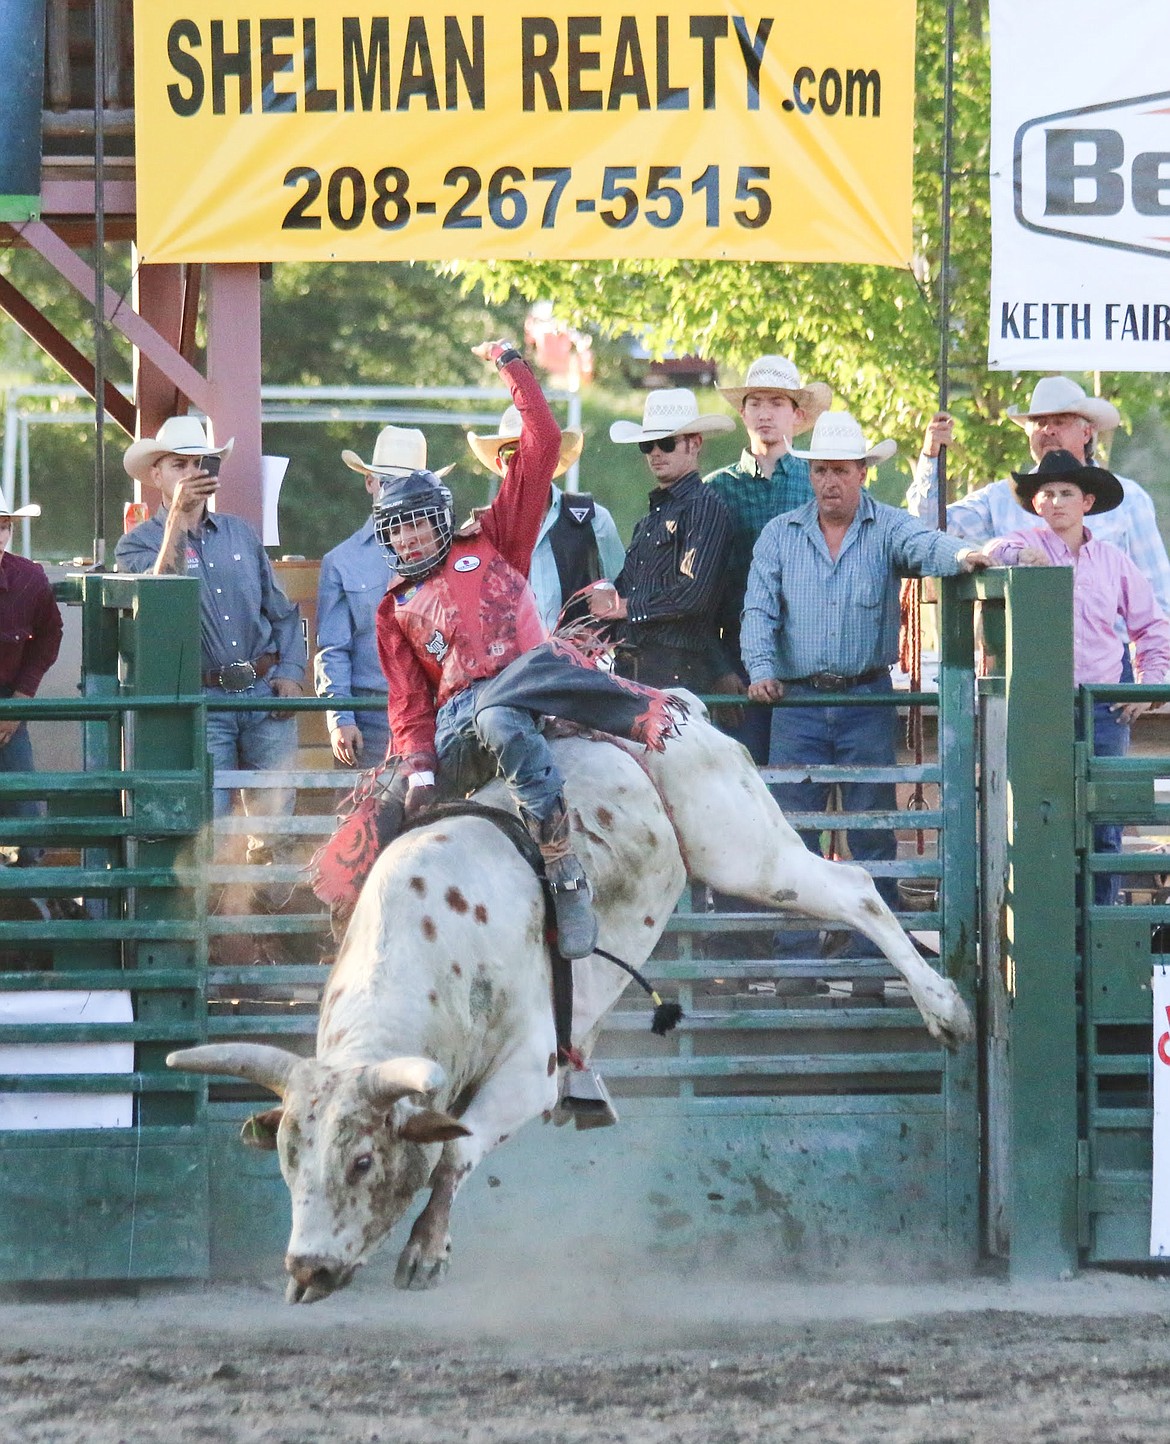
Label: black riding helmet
xmin=373 ymin=469 xmax=455 ymax=579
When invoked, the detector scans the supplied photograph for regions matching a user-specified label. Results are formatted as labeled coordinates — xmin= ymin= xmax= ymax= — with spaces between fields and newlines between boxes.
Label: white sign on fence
xmin=1151 ymin=967 xmax=1170 ymax=1254
xmin=989 ymin=0 xmax=1170 ymax=372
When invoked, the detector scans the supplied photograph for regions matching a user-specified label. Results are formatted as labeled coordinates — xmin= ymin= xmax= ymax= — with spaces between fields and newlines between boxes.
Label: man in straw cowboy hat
xmin=743 ymin=411 xmax=989 ymax=985
xmin=371 ymin=342 xmax=685 ymax=964
xmin=982 ymin=449 xmax=1170 ymax=904
xmin=593 ymin=388 xmax=734 ymax=691
xmin=116 ymin=416 xmax=306 ymax=853
xmin=907 ymin=376 xmax=1170 ymax=619
xmin=468 ymin=407 xmax=624 ymax=632
xmin=705 ymin=355 xmax=832 ymax=762
xmin=0 ymin=491 xmax=63 ymax=862
xmin=318 ymin=427 xmax=453 ymax=767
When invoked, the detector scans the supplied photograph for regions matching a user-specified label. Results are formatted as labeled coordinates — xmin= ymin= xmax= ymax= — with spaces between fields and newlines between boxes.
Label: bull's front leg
xmin=394 ymin=1156 xmax=465 ymax=1290
xmin=394 ymin=1040 xmax=559 ymax=1290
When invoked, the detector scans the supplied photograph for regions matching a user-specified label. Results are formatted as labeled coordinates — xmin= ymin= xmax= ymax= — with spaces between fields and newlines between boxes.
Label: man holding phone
xmin=116 ymin=416 xmax=306 ymax=855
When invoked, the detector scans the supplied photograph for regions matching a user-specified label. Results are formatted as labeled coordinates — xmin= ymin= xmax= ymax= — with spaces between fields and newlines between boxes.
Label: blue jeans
xmin=435 ymin=679 xmax=564 ymax=824
xmin=771 ymin=673 xmax=898 ymax=955
xmin=1084 ymin=699 xmax=1129 ymax=907
xmin=206 ymin=678 xmax=299 ymax=854
xmin=351 ymin=688 xmax=391 ymax=767
xmin=0 ymin=721 xmax=43 ymax=860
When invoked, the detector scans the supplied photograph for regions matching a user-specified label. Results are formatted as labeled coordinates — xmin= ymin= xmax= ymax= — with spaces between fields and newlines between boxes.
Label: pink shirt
xmin=985 ymin=525 xmax=1170 ymax=685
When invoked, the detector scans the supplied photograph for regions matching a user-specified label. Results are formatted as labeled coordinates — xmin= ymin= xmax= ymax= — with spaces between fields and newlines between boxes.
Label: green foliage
xmin=450 ymin=0 xmax=1170 ymax=510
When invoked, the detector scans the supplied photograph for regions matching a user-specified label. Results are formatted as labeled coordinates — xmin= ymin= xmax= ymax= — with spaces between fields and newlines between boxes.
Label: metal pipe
xmin=936 ymin=0 xmax=956 ymax=534
xmin=91 ymin=0 xmax=107 ymax=568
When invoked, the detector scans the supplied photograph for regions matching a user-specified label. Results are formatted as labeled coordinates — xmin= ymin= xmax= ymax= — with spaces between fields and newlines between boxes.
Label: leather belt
xmin=202 ymin=652 xmax=279 ymax=692
xmin=787 ymin=666 xmax=888 ymax=693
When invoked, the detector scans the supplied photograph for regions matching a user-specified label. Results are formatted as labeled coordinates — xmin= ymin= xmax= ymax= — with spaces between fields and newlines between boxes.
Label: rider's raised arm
xmin=479 ymin=346 xmax=562 ymax=574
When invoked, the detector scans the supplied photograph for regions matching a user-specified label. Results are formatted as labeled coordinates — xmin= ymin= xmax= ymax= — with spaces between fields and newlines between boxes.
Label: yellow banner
xmin=134 ymin=2 xmax=914 ymax=265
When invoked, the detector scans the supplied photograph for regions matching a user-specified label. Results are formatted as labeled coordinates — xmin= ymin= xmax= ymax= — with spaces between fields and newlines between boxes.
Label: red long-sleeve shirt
xmin=0 ymin=552 xmax=63 ymax=696
xmin=377 ymin=356 xmax=561 ymax=771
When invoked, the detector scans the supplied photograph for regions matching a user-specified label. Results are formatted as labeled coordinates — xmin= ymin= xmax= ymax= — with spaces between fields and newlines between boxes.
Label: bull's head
xmin=167 ymin=1044 xmax=468 ymax=1303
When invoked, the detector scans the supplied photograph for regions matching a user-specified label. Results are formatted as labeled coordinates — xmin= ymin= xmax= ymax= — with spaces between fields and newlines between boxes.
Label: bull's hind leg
xmin=638 ymin=706 xmax=973 ymax=1050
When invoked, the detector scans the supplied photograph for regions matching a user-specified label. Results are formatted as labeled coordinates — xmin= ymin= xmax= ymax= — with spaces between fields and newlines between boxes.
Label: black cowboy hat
xmin=1010 ymin=448 xmax=1124 ymax=516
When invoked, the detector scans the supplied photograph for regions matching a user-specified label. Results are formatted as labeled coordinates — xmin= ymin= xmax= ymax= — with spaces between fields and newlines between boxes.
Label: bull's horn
xmin=362 ymin=1056 xmax=447 ymax=1107
xmin=167 ymin=1044 xmax=301 ymax=1097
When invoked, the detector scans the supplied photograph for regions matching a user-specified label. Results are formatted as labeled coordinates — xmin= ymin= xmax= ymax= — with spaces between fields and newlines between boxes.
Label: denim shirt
xmin=314 ymin=515 xmax=393 ymax=731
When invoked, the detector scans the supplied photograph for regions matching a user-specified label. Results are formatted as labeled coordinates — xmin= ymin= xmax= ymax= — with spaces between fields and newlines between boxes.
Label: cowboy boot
xmin=530 ymin=799 xmax=599 ymax=960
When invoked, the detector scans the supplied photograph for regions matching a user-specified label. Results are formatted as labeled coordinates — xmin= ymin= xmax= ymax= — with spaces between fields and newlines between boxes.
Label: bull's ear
xmin=240 ymin=1108 xmax=284 ymax=1151
xmin=395 ymin=1108 xmax=471 ymax=1144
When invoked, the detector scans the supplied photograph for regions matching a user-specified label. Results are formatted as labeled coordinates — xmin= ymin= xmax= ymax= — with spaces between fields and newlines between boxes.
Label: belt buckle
xmin=219 ymin=659 xmax=257 ymax=692
xmin=811 ymin=672 xmax=846 ymax=693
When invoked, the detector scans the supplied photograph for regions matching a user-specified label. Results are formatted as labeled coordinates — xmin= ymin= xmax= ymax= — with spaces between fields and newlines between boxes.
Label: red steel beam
xmin=5 ymin=220 xmax=215 ymax=414
xmin=0 ymin=270 xmax=136 ymax=435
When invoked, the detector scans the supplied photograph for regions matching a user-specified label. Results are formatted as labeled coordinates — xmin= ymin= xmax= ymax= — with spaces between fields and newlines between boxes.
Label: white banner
xmin=989 ymin=0 xmax=1170 ymax=372
xmin=1151 ymin=967 xmax=1170 ymax=1255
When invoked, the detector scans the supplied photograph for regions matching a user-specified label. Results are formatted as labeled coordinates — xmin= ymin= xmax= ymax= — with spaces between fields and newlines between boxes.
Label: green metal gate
xmin=0 ymin=572 xmax=1084 ymax=1284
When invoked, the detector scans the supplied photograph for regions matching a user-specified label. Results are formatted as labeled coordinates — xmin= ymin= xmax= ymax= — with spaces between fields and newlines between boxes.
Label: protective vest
xmin=391 ymin=534 xmax=545 ymax=708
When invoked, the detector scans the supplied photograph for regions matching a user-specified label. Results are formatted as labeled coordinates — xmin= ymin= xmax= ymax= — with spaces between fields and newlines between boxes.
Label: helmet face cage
xmin=374 ymin=495 xmax=454 ymax=578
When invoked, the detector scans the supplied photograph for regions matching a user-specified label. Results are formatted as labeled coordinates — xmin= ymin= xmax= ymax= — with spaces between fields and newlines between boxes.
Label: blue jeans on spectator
xmin=351 ymin=687 xmax=391 ymax=767
xmin=206 ymin=677 xmax=299 ymax=858
xmin=435 ymin=679 xmax=563 ymax=824
xmin=0 ymin=720 xmax=43 ymax=862
xmin=713 ymin=664 xmax=772 ymax=765
xmin=1084 ymin=699 xmax=1129 ymax=907
xmin=771 ymin=672 xmax=898 ymax=956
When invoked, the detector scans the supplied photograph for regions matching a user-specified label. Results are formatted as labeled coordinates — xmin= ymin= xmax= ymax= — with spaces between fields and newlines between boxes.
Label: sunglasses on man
xmin=638 ymin=436 xmax=680 ymax=455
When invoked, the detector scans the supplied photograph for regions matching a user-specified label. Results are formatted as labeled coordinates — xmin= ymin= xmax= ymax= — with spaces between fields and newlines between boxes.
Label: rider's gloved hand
xmin=404 ymin=771 xmax=437 ymax=820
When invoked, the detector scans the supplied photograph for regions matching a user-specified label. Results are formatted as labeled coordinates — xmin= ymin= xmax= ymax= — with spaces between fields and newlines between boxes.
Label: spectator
xmin=467 ymin=407 xmax=623 ymax=629
xmin=983 ymin=449 xmax=1170 ymax=904
xmin=706 ymin=354 xmax=832 ymax=760
xmin=908 ymin=376 xmax=1170 ymax=621
xmin=116 ymin=417 xmax=306 ymax=863
xmin=742 ymin=411 xmax=988 ymax=988
xmin=593 ymin=389 xmax=734 ymax=690
xmin=0 ymin=492 xmax=63 ymax=864
xmin=319 ymin=427 xmax=452 ymax=767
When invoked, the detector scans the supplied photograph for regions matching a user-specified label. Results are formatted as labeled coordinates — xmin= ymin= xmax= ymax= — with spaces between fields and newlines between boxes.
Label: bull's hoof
xmin=923 ymin=985 xmax=974 ymax=1052
xmin=394 ymin=1237 xmax=451 ymax=1291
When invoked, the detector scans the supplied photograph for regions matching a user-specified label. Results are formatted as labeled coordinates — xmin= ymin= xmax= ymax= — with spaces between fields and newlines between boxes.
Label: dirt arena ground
xmin=3 ymin=1263 xmax=1170 ymax=1443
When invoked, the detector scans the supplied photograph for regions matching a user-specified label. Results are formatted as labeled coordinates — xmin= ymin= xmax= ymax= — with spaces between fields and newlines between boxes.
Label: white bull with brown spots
xmin=168 ymin=698 xmax=971 ymax=1303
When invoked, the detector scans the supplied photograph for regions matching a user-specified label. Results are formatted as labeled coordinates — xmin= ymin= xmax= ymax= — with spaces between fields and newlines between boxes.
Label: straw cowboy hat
xmin=718 ymin=355 xmax=832 ymax=429
xmin=1011 ymin=447 xmax=1124 ymax=516
xmin=342 ymin=425 xmax=453 ymax=480
xmin=123 ymin=416 xmax=233 ymax=484
xmin=467 ymin=406 xmax=583 ymax=477
xmin=609 ymin=388 xmax=736 ymax=445
xmin=1006 ymin=376 xmax=1120 ymax=432
xmin=0 ymin=493 xmax=41 ymax=518
xmin=790 ymin=411 xmax=897 ymax=465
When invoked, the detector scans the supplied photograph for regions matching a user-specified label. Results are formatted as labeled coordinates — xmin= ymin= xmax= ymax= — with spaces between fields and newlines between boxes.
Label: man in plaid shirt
xmin=705 ymin=356 xmax=832 ymax=762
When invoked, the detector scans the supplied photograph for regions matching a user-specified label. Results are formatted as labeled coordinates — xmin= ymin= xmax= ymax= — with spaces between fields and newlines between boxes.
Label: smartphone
xmin=199 ymin=454 xmax=222 ymax=479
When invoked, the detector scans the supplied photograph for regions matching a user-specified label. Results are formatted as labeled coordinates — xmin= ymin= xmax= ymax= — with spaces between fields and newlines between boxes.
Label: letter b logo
xmin=1045 ymin=129 xmax=1124 ymax=216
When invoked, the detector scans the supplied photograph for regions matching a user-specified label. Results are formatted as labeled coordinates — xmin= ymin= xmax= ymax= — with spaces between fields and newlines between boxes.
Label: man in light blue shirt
xmin=907 ymin=376 xmax=1170 ymax=620
xmin=467 ymin=403 xmax=619 ymax=629
xmin=529 ymin=485 xmax=625 ymax=631
xmin=743 ymin=411 xmax=987 ymax=981
xmin=317 ymin=427 xmax=451 ymax=766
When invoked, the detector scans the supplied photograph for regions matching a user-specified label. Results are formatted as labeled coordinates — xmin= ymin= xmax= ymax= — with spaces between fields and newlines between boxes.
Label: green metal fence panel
xmin=0 ymin=575 xmax=993 ymax=1284
xmin=0 ymin=576 xmax=212 ymax=1283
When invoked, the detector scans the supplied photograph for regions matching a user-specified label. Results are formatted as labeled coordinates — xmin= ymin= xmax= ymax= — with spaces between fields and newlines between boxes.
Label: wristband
xmin=494 ymin=345 xmax=522 ymax=368
xmin=408 ymin=771 xmax=435 ymax=788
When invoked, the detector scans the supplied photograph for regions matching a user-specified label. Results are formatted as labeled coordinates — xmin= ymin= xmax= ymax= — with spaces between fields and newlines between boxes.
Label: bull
xmin=169 ymin=701 xmax=971 ymax=1303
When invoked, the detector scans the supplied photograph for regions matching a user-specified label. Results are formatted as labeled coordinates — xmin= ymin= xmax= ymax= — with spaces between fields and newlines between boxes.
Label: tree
xmin=450 ymin=0 xmax=1170 ymax=502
